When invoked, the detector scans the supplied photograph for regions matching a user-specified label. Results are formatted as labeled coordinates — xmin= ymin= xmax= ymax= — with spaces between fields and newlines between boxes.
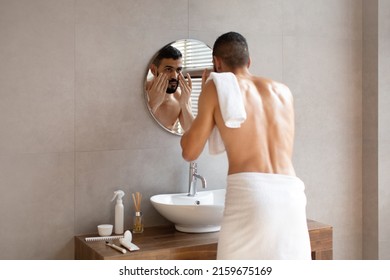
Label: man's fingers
xmin=179 ymin=72 xmax=192 ymax=92
xmin=154 ymin=73 xmax=168 ymax=91
xmin=186 ymin=73 xmax=192 ymax=89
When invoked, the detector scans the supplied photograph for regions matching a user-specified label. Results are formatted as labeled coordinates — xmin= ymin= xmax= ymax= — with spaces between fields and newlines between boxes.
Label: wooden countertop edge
xmin=75 ymin=219 xmax=332 ymax=258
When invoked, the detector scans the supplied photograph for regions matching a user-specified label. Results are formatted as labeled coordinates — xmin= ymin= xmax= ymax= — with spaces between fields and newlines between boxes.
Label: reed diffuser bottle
xmin=132 ymin=192 xmax=144 ymax=233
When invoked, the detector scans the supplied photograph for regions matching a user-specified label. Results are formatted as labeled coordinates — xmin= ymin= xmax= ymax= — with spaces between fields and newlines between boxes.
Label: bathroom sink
xmin=150 ymin=189 xmax=226 ymax=233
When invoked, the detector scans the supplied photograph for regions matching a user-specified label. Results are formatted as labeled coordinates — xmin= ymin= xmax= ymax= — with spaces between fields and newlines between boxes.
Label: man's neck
xmin=230 ymin=67 xmax=251 ymax=78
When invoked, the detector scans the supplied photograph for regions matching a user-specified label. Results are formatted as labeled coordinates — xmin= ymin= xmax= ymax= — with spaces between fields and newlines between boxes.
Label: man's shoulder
xmin=203 ymin=78 xmax=218 ymax=95
xmin=252 ymin=76 xmax=286 ymax=87
xmin=253 ymin=76 xmax=293 ymax=100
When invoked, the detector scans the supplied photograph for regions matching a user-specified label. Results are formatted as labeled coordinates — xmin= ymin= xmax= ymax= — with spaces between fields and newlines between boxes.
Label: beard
xmin=166 ymin=78 xmax=178 ymax=94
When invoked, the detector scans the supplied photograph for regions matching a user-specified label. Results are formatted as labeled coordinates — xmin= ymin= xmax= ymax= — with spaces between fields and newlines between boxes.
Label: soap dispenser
xmin=111 ymin=190 xmax=125 ymax=234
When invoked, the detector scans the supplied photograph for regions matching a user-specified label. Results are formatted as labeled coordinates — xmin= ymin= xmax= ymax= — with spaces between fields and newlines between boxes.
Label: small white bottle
xmin=111 ymin=190 xmax=125 ymax=234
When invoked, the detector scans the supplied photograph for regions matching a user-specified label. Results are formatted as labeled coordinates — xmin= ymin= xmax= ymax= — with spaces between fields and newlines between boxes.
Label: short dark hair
xmin=212 ymin=32 xmax=249 ymax=68
xmin=152 ymin=45 xmax=182 ymax=67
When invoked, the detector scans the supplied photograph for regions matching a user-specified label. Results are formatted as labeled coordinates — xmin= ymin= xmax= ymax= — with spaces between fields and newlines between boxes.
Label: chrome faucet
xmin=188 ymin=162 xmax=207 ymax=196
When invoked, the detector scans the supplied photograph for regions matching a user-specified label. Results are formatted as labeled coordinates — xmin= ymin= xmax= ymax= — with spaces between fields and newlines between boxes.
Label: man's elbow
xmin=182 ymin=149 xmax=198 ymax=162
xmin=181 ymin=140 xmax=198 ymax=162
xmin=180 ymin=132 xmax=202 ymax=162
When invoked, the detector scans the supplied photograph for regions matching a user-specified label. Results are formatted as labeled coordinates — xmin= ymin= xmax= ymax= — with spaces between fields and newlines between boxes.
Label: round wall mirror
xmin=144 ymin=39 xmax=213 ymax=136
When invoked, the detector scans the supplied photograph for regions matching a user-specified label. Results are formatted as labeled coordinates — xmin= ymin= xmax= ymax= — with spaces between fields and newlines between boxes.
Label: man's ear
xmin=213 ymin=56 xmax=222 ymax=72
xmin=247 ymin=57 xmax=251 ymax=68
xmin=150 ymin=64 xmax=157 ymax=76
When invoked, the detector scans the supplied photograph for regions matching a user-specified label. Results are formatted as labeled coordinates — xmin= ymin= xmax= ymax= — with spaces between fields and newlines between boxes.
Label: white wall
xmin=0 ymin=0 xmax=366 ymax=259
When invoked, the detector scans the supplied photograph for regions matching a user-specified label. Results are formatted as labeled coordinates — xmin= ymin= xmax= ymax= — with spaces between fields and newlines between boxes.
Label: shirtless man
xmin=181 ymin=32 xmax=311 ymax=259
xmin=180 ymin=38 xmax=295 ymax=176
xmin=146 ymin=45 xmax=194 ymax=132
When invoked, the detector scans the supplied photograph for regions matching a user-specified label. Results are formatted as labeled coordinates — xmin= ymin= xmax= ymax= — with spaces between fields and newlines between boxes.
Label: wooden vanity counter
xmin=75 ymin=219 xmax=332 ymax=260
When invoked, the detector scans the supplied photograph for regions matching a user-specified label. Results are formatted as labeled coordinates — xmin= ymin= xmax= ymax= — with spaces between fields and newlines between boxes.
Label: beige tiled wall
xmin=0 ymin=0 xmax=75 ymax=260
xmin=0 ymin=0 xmax=372 ymax=259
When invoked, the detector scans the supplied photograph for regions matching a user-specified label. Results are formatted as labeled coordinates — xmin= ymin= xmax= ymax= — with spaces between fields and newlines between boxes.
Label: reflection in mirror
xmin=144 ymin=39 xmax=213 ymax=135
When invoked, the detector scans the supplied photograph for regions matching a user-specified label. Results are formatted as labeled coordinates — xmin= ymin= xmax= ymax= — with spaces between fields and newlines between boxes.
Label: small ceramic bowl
xmin=97 ymin=224 xmax=113 ymax=236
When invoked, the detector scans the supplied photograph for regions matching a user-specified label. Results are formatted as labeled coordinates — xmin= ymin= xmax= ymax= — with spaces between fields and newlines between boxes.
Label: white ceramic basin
xmin=150 ymin=189 xmax=226 ymax=233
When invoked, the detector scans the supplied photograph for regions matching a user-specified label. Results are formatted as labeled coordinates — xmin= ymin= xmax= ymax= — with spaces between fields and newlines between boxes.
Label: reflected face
xmin=156 ymin=58 xmax=183 ymax=94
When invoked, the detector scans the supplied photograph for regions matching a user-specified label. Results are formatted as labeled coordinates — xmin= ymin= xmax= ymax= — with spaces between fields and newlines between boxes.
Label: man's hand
xmin=178 ymin=72 xmax=192 ymax=107
xmin=178 ymin=72 xmax=194 ymax=132
xmin=148 ymin=73 xmax=168 ymax=113
xmin=201 ymin=68 xmax=211 ymax=90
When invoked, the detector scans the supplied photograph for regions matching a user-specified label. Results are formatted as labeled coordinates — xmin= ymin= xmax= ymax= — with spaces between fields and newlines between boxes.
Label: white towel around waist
xmin=217 ymin=172 xmax=312 ymax=260
xmin=206 ymin=72 xmax=246 ymax=154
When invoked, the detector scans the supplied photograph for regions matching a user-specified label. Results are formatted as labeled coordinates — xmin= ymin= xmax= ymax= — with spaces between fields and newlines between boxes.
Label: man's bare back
xmin=213 ymin=74 xmax=296 ymax=176
xmin=181 ymin=70 xmax=296 ymax=177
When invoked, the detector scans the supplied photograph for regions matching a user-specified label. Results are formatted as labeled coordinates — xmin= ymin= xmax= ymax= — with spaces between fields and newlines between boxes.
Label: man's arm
xmin=177 ymin=72 xmax=194 ymax=131
xmin=178 ymin=102 xmax=194 ymax=132
xmin=180 ymin=80 xmax=217 ymax=161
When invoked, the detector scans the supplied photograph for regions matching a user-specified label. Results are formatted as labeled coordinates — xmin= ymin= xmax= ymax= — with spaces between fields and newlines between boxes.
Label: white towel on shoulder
xmin=206 ymin=72 xmax=247 ymax=154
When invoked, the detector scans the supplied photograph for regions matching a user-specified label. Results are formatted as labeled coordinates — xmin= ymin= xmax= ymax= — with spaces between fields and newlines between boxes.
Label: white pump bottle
xmin=111 ymin=190 xmax=125 ymax=234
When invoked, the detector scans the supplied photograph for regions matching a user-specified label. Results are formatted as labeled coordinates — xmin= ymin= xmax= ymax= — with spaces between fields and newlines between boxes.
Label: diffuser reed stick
xmin=132 ymin=192 xmax=142 ymax=212
xmin=132 ymin=192 xmax=143 ymax=233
